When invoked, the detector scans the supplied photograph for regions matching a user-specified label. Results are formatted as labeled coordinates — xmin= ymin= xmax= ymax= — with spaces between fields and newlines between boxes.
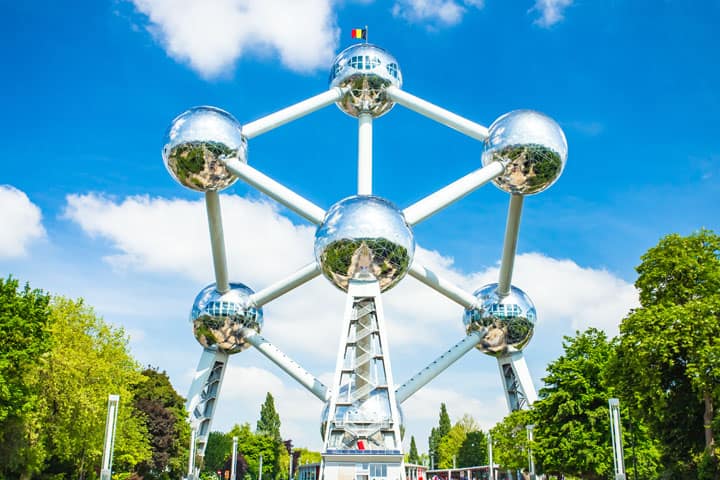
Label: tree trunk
xmin=704 ymin=390 xmax=715 ymax=454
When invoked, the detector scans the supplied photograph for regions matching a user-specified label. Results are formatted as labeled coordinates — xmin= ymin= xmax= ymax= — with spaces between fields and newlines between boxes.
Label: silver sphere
xmin=329 ymin=43 xmax=402 ymax=118
xmin=190 ymin=282 xmax=262 ymax=354
xmin=315 ymin=195 xmax=414 ymax=292
xmin=163 ymin=106 xmax=247 ymax=192
xmin=463 ymin=283 xmax=536 ymax=356
xmin=482 ymin=110 xmax=568 ymax=195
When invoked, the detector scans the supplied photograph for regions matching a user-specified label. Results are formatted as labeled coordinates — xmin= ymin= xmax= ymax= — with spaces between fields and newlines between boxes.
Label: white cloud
xmin=130 ymin=0 xmax=339 ymax=77
xmin=531 ymin=0 xmax=573 ymax=27
xmin=64 ymin=192 xmax=638 ymax=450
xmin=0 ymin=185 xmax=46 ymax=259
xmin=392 ymin=0 xmax=484 ymax=27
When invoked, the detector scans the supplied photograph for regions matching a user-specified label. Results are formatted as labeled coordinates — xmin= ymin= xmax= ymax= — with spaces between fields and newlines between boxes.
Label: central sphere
xmin=190 ymin=282 xmax=263 ymax=354
xmin=463 ymin=283 xmax=536 ymax=356
xmin=315 ymin=196 xmax=414 ymax=292
xmin=329 ymin=43 xmax=402 ymax=118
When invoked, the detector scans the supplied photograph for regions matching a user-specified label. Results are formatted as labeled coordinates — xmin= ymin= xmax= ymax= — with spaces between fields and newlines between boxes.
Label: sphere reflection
xmin=163 ymin=106 xmax=246 ymax=192
xmin=329 ymin=44 xmax=402 ymax=118
xmin=482 ymin=110 xmax=567 ymax=195
xmin=190 ymin=282 xmax=262 ymax=354
xmin=315 ymin=196 xmax=414 ymax=292
xmin=463 ymin=283 xmax=536 ymax=356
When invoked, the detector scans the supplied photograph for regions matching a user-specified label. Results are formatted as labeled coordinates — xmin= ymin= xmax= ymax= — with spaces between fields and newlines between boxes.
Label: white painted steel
xmin=205 ymin=191 xmax=230 ymax=293
xmin=395 ymin=330 xmax=486 ymax=403
xmin=224 ymin=157 xmax=326 ymax=224
xmin=358 ymin=113 xmax=373 ymax=195
xmin=244 ymin=330 xmax=329 ymax=401
xmin=408 ymin=261 xmax=478 ymax=309
xmin=250 ymin=262 xmax=321 ymax=307
xmin=497 ymin=351 xmax=538 ymax=411
xmin=497 ymin=194 xmax=524 ymax=297
xmin=403 ymin=162 xmax=505 ymax=225
xmin=231 ymin=436 xmax=238 ymax=480
xmin=100 ymin=394 xmax=120 ymax=480
xmin=188 ymin=427 xmax=197 ymax=480
xmin=242 ymin=88 xmax=346 ymax=139
xmin=609 ymin=398 xmax=627 ymax=480
xmin=385 ymin=86 xmax=489 ymax=141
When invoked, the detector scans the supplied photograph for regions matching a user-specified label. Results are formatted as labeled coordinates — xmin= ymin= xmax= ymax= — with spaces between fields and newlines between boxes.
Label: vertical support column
xmin=358 ymin=113 xmax=373 ymax=195
xmin=496 ymin=352 xmax=537 ymax=412
xmin=100 ymin=394 xmax=120 ymax=480
xmin=186 ymin=348 xmax=230 ymax=465
xmin=609 ymin=398 xmax=627 ymax=480
xmin=497 ymin=195 xmax=524 ymax=297
xmin=206 ymin=191 xmax=230 ymax=294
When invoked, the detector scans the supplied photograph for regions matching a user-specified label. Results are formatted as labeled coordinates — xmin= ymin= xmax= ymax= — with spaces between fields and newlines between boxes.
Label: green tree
xmin=457 ymin=431 xmax=487 ymax=468
xmin=203 ymin=431 xmax=233 ymax=473
xmin=429 ymin=403 xmax=452 ymax=467
xmin=407 ymin=436 xmax=420 ymax=464
xmin=257 ymin=392 xmax=282 ymax=441
xmin=37 ymin=296 xmax=151 ymax=478
xmin=490 ymin=409 xmax=534 ymax=472
xmin=437 ymin=415 xmax=481 ymax=468
xmin=612 ymin=230 xmax=720 ymax=477
xmin=533 ymin=329 xmax=650 ymax=479
xmin=133 ymin=367 xmax=190 ymax=479
xmin=0 ymin=277 xmax=51 ymax=479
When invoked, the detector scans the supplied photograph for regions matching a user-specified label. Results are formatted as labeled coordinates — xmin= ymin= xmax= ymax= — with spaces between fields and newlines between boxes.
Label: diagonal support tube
xmin=395 ymin=329 xmax=487 ymax=403
xmin=408 ymin=261 xmax=478 ymax=309
xmin=223 ymin=157 xmax=326 ymax=224
xmin=205 ymin=191 xmax=230 ymax=293
xmin=250 ymin=262 xmax=321 ymax=307
xmin=497 ymin=194 xmax=524 ymax=297
xmin=244 ymin=330 xmax=330 ymax=401
xmin=386 ymin=86 xmax=489 ymax=141
xmin=241 ymin=88 xmax=346 ymax=139
xmin=403 ymin=161 xmax=505 ymax=225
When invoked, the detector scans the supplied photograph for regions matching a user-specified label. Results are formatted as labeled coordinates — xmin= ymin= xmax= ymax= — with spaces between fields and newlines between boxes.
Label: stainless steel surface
xmin=163 ymin=106 xmax=246 ymax=192
xmin=321 ymin=391 xmax=404 ymax=443
xmin=314 ymin=195 xmax=414 ymax=292
xmin=329 ymin=43 xmax=402 ymax=118
xmin=463 ymin=283 xmax=536 ymax=356
xmin=190 ymin=282 xmax=263 ymax=354
xmin=482 ymin=110 xmax=567 ymax=195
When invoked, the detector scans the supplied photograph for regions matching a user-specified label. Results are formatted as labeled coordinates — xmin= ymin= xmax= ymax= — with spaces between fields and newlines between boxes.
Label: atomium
xmin=163 ymin=106 xmax=247 ymax=192
xmin=314 ymin=195 xmax=414 ymax=292
xmin=463 ymin=283 xmax=536 ymax=356
xmin=190 ymin=282 xmax=263 ymax=354
xmin=482 ymin=110 xmax=568 ymax=195
xmin=329 ymin=43 xmax=402 ymax=118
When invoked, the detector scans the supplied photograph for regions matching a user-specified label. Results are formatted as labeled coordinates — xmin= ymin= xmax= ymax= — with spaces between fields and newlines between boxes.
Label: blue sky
xmin=1 ymin=0 xmax=718 ymax=452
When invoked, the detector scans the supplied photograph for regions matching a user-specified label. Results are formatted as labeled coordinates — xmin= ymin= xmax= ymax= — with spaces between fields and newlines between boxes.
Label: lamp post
xmin=609 ymin=398 xmax=626 ymax=480
xmin=526 ymin=424 xmax=535 ymax=480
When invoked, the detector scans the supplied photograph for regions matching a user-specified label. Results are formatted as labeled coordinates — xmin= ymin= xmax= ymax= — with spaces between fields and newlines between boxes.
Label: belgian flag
xmin=351 ymin=28 xmax=367 ymax=40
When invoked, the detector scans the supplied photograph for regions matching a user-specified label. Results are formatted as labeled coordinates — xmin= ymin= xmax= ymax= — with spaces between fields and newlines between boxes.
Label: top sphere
xmin=481 ymin=110 xmax=568 ymax=195
xmin=329 ymin=43 xmax=402 ymax=118
xmin=463 ymin=283 xmax=536 ymax=356
xmin=163 ymin=106 xmax=247 ymax=192
xmin=314 ymin=195 xmax=414 ymax=292
xmin=190 ymin=282 xmax=263 ymax=354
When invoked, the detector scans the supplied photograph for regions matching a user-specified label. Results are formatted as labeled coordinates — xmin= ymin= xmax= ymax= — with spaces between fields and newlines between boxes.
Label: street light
xmin=526 ymin=424 xmax=535 ymax=480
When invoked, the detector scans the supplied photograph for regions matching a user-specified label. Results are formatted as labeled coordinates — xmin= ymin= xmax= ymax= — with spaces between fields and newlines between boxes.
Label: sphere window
xmin=386 ymin=63 xmax=399 ymax=79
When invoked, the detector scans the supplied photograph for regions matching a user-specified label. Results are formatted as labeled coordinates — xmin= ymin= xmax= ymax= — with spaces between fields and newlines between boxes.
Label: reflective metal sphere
xmin=329 ymin=43 xmax=402 ymax=118
xmin=190 ymin=282 xmax=262 ymax=354
xmin=482 ymin=110 xmax=568 ymax=195
xmin=463 ymin=283 xmax=536 ymax=356
xmin=315 ymin=195 xmax=414 ymax=292
xmin=163 ymin=106 xmax=247 ymax=192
